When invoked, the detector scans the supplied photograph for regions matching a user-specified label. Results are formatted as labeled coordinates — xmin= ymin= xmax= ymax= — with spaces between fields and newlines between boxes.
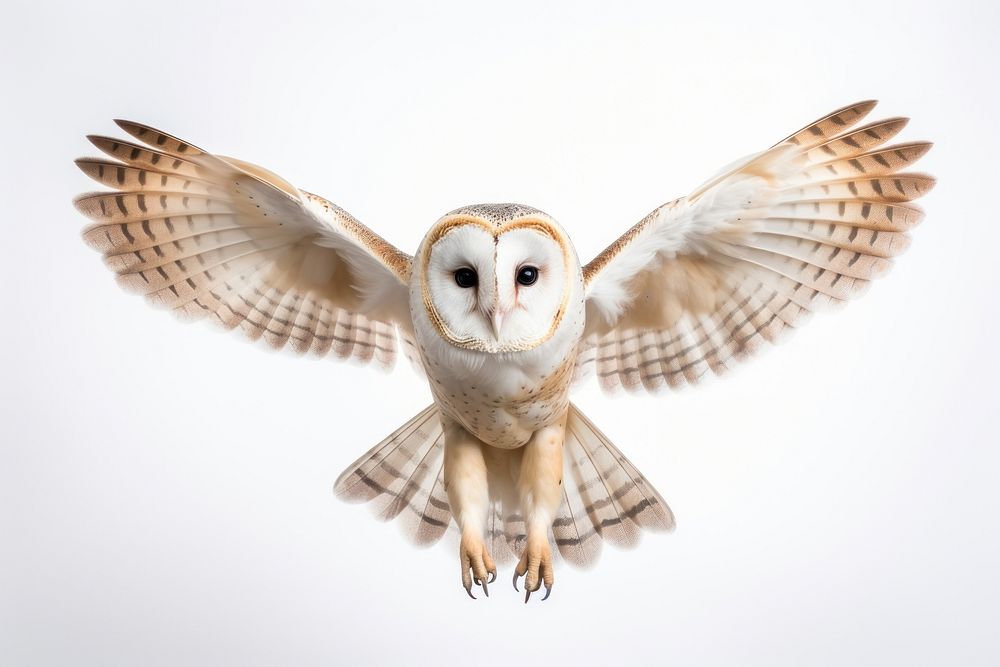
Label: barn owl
xmin=74 ymin=101 xmax=933 ymax=601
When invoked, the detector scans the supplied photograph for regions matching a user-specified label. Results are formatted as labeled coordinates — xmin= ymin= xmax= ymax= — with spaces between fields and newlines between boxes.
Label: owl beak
xmin=490 ymin=310 xmax=506 ymax=339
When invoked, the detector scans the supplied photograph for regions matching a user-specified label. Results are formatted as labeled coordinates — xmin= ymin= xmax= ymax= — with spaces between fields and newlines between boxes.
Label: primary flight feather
xmin=74 ymin=101 xmax=933 ymax=601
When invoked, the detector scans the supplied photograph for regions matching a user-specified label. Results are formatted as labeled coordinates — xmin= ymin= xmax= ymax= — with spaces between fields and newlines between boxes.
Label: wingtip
xmin=913 ymin=141 xmax=935 ymax=158
xmin=85 ymin=134 xmax=120 ymax=151
xmin=113 ymin=118 xmax=150 ymax=138
xmin=835 ymin=99 xmax=878 ymax=117
xmin=112 ymin=119 xmax=206 ymax=156
xmin=73 ymin=156 xmax=120 ymax=187
xmin=71 ymin=191 xmax=94 ymax=214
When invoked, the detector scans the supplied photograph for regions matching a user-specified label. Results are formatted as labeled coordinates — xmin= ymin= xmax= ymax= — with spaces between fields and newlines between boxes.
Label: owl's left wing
xmin=75 ymin=120 xmax=421 ymax=371
xmin=578 ymin=101 xmax=934 ymax=393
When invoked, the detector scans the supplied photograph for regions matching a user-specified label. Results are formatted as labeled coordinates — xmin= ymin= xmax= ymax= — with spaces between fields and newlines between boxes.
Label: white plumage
xmin=74 ymin=101 xmax=933 ymax=601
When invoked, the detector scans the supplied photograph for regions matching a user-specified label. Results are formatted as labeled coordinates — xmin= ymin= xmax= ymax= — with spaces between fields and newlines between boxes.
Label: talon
xmin=458 ymin=536 xmax=495 ymax=601
xmin=514 ymin=536 xmax=554 ymax=604
xmin=487 ymin=571 xmax=496 ymax=584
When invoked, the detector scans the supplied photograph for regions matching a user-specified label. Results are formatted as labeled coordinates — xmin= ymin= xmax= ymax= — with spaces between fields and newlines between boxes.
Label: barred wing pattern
xmin=578 ymin=101 xmax=934 ymax=393
xmin=74 ymin=121 xmax=414 ymax=367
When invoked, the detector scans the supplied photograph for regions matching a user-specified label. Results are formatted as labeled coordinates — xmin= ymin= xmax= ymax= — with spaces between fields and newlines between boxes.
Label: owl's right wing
xmin=75 ymin=120 xmax=423 ymax=371
xmin=577 ymin=101 xmax=934 ymax=393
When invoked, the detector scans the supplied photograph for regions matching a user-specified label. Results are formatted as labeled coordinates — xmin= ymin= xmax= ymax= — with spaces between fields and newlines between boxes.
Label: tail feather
xmin=552 ymin=480 xmax=602 ymax=567
xmin=487 ymin=503 xmax=518 ymax=565
xmin=334 ymin=402 xmax=674 ymax=567
xmin=334 ymin=405 xmax=454 ymax=547
xmin=410 ymin=464 xmax=452 ymax=547
xmin=552 ymin=404 xmax=674 ymax=567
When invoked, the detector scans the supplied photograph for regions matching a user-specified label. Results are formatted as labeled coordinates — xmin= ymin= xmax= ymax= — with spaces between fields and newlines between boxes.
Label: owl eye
xmin=516 ymin=266 xmax=539 ymax=286
xmin=454 ymin=267 xmax=478 ymax=288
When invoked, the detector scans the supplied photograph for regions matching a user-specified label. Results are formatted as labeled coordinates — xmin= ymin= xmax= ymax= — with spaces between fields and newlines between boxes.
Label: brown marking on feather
xmin=582 ymin=199 xmax=683 ymax=286
xmin=300 ymin=190 xmax=412 ymax=282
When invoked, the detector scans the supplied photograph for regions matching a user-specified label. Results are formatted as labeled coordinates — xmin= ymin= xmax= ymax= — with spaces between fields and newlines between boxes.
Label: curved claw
xmin=512 ymin=571 xmax=521 ymax=592
xmin=487 ymin=570 xmax=497 ymax=584
xmin=542 ymin=584 xmax=552 ymax=601
xmin=471 ymin=575 xmax=490 ymax=597
xmin=524 ymin=588 xmax=532 ymax=604
xmin=464 ymin=583 xmax=476 ymax=600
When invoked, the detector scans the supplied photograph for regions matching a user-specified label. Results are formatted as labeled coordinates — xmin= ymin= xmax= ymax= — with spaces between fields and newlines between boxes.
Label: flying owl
xmin=74 ymin=101 xmax=933 ymax=601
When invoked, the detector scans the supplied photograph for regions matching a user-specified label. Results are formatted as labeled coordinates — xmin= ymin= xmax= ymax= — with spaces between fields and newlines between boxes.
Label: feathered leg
xmin=512 ymin=410 xmax=567 ymax=602
xmin=442 ymin=418 xmax=496 ymax=599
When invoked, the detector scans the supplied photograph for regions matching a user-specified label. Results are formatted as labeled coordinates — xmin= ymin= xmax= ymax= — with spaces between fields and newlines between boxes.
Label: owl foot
xmin=459 ymin=533 xmax=497 ymax=599
xmin=511 ymin=536 xmax=553 ymax=603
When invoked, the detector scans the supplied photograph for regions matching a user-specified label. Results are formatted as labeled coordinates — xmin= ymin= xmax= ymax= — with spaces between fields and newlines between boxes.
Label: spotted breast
xmin=427 ymin=348 xmax=577 ymax=449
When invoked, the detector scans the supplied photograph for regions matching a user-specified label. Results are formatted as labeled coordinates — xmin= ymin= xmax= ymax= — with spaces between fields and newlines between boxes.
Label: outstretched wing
xmin=75 ymin=120 xmax=416 ymax=368
xmin=578 ymin=101 xmax=934 ymax=393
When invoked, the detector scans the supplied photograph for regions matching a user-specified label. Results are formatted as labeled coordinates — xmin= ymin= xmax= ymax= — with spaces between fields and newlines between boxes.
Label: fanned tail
xmin=334 ymin=405 xmax=454 ymax=546
xmin=552 ymin=403 xmax=675 ymax=567
xmin=334 ymin=403 xmax=673 ymax=568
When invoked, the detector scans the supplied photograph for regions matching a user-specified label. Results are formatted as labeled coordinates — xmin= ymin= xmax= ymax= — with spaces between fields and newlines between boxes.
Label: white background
xmin=2 ymin=1 xmax=998 ymax=665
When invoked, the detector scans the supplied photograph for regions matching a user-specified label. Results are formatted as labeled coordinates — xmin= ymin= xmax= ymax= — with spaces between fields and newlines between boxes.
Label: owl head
xmin=413 ymin=203 xmax=582 ymax=355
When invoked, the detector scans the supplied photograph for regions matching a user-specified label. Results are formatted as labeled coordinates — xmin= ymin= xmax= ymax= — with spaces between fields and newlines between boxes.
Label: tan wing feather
xmin=75 ymin=120 xmax=414 ymax=367
xmin=580 ymin=101 xmax=934 ymax=393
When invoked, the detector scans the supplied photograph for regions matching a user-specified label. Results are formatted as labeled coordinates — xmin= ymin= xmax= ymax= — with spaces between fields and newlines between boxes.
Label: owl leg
xmin=443 ymin=420 xmax=496 ymax=599
xmin=512 ymin=413 xmax=567 ymax=602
